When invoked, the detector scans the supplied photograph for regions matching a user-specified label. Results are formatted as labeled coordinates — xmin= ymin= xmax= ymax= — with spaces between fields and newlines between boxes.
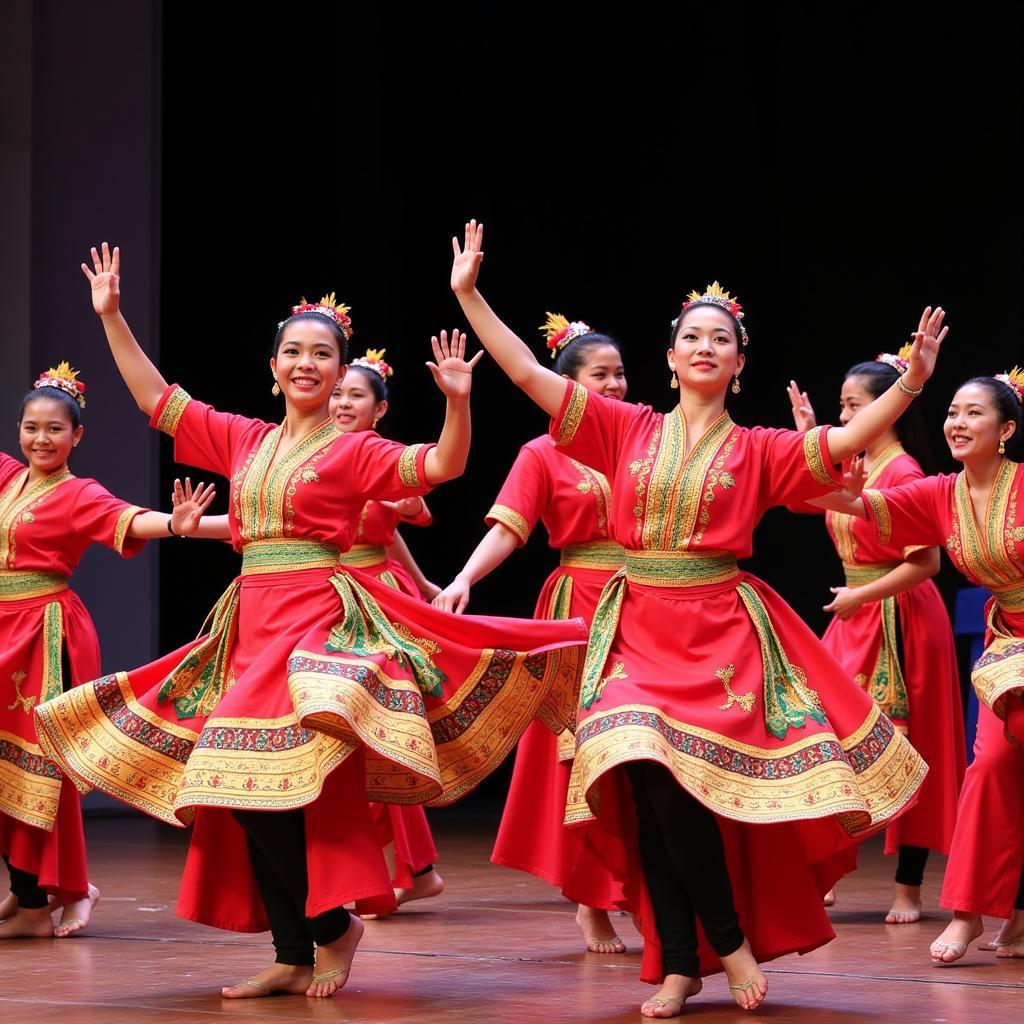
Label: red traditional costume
xmin=862 ymin=462 xmax=1024 ymax=918
xmin=548 ymin=380 xmax=927 ymax=982
xmin=338 ymin=498 xmax=439 ymax=889
xmin=35 ymin=385 xmax=585 ymax=928
xmin=0 ymin=452 xmax=146 ymax=902
xmin=487 ymin=435 xmax=625 ymax=908
xmin=800 ymin=445 xmax=964 ymax=856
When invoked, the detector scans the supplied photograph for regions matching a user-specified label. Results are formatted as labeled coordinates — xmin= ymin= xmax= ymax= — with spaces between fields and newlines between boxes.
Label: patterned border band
xmin=486 ymin=504 xmax=531 ymax=545
xmin=0 ymin=570 xmax=69 ymax=601
xmin=624 ymin=549 xmax=739 ymax=588
xmin=842 ymin=561 xmax=902 ymax=587
xmin=153 ymin=386 xmax=192 ymax=436
xmin=398 ymin=444 xmax=428 ymax=489
xmin=560 ymin=541 xmax=627 ymax=570
xmin=240 ymin=538 xmax=341 ymax=575
xmin=862 ymin=489 xmax=891 ymax=545
xmin=336 ymin=544 xmax=388 ymax=569
xmin=553 ymin=381 xmax=588 ymax=447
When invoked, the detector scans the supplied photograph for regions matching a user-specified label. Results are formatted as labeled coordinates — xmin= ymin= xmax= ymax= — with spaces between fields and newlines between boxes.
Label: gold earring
xmin=272 ymin=381 xmax=281 ymax=397
xmin=999 ymin=439 xmax=1006 ymax=455
xmin=669 ymin=370 xmax=679 ymax=390
xmin=732 ymin=374 xmax=741 ymax=395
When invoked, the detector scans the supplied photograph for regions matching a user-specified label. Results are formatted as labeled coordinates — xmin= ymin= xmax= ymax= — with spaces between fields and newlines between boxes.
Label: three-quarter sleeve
xmin=754 ymin=425 xmax=844 ymax=510
xmin=862 ymin=475 xmax=951 ymax=549
xmin=71 ymin=480 xmax=149 ymax=558
xmin=149 ymin=384 xmax=269 ymax=478
xmin=548 ymin=379 xmax=642 ymax=477
xmin=485 ymin=443 xmax=550 ymax=546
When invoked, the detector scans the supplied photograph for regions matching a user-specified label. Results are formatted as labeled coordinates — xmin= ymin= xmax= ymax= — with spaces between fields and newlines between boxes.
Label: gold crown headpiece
xmin=34 ymin=361 xmax=86 ymax=409
xmin=673 ymin=282 xmax=748 ymax=345
xmin=351 ymin=348 xmax=393 ymax=381
xmin=876 ymin=342 xmax=914 ymax=374
xmin=280 ymin=292 xmax=353 ymax=340
xmin=995 ymin=366 xmax=1024 ymax=406
xmin=540 ymin=312 xmax=593 ymax=360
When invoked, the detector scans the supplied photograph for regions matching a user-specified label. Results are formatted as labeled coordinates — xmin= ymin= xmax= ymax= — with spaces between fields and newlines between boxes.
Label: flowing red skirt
xmin=492 ymin=564 xmax=624 ymax=908
xmin=821 ymin=579 xmax=964 ymax=854
xmin=36 ymin=564 xmax=585 ymax=930
xmin=0 ymin=589 xmax=98 ymax=903
xmin=562 ymin=571 xmax=925 ymax=983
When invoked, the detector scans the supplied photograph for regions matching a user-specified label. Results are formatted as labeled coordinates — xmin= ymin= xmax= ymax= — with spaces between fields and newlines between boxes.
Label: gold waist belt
xmin=240 ymin=538 xmax=341 ymax=576
xmin=990 ymin=580 xmax=1024 ymax=614
xmin=624 ymin=550 xmax=739 ymax=588
xmin=842 ymin=562 xmax=902 ymax=587
xmin=560 ymin=541 xmax=626 ymax=570
xmin=337 ymin=544 xmax=389 ymax=569
xmin=0 ymin=570 xmax=69 ymax=601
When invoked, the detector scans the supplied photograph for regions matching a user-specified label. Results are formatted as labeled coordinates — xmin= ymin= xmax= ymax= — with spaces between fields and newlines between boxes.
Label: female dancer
xmin=0 ymin=364 xmax=213 ymax=939
xmin=435 ymin=313 xmax=628 ymax=953
xmin=810 ymin=370 xmax=1024 ymax=963
xmin=786 ymin=352 xmax=965 ymax=923
xmin=172 ymin=349 xmax=447 ymax=912
xmin=450 ymin=220 xmax=939 ymax=1016
xmin=36 ymin=243 xmax=586 ymax=999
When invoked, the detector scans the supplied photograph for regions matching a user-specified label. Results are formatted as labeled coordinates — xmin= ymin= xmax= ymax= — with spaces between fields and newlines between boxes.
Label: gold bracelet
xmin=896 ymin=376 xmax=924 ymax=397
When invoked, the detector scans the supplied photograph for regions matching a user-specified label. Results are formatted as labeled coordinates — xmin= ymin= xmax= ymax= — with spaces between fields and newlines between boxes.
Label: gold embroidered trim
xmin=337 ymin=544 xmax=389 ymax=569
xmin=569 ymin=458 xmax=612 ymax=536
xmin=398 ymin=444 xmax=427 ymax=489
xmin=803 ymin=425 xmax=836 ymax=487
xmin=841 ymin=561 xmax=902 ymax=586
xmin=0 ymin=467 xmax=74 ymax=566
xmin=113 ymin=505 xmax=144 ymax=554
xmin=553 ymin=382 xmax=588 ymax=447
xmin=0 ymin=570 xmax=68 ymax=601
xmin=486 ymin=504 xmax=531 ymax=545
xmin=625 ymin=549 xmax=739 ymax=587
xmin=863 ymin=489 xmax=892 ymax=545
xmin=546 ymin=573 xmax=574 ymax=619
xmin=717 ymin=663 xmax=755 ymax=713
xmin=0 ymin=728 xmax=63 ymax=830
xmin=630 ymin=419 xmax=661 ymax=535
xmin=559 ymin=540 xmax=626 ymax=570
xmin=154 ymin=386 xmax=192 ymax=435
xmin=240 ymin=538 xmax=341 ymax=575
xmin=827 ymin=439 xmax=901 ymax=568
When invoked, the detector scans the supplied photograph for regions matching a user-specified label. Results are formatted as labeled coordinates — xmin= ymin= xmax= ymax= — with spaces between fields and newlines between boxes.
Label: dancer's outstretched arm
xmin=82 ymin=242 xmax=168 ymax=416
xmin=822 ymin=307 xmax=947 ymax=465
xmin=450 ymin=221 xmax=565 ymax=417
xmin=433 ymin=523 xmax=520 ymax=613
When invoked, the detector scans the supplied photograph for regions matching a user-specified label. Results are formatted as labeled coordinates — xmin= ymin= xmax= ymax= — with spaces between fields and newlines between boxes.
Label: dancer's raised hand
xmin=451 ymin=220 xmax=485 ymax=296
xmin=81 ymin=242 xmax=121 ymax=318
xmin=787 ymin=380 xmax=817 ymax=432
xmin=170 ymin=477 xmax=217 ymax=535
xmin=426 ymin=329 xmax=484 ymax=401
xmin=904 ymin=306 xmax=948 ymax=388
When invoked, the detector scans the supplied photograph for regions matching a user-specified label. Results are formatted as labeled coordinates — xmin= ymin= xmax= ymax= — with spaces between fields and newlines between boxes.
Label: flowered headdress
xmin=351 ymin=348 xmax=393 ymax=381
xmin=876 ymin=342 xmax=914 ymax=374
xmin=994 ymin=366 xmax=1024 ymax=406
xmin=540 ymin=312 xmax=593 ymax=360
xmin=280 ymin=292 xmax=353 ymax=341
xmin=673 ymin=282 xmax=748 ymax=345
xmin=34 ymin=361 xmax=86 ymax=409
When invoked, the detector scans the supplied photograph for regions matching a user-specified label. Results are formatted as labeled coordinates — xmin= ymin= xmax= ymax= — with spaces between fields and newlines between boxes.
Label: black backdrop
xmin=157 ymin=3 xmax=1023 ymax=799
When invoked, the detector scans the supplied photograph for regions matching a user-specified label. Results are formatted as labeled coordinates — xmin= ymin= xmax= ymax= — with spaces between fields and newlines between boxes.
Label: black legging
xmin=232 ymin=808 xmax=350 ymax=966
xmin=894 ymin=845 xmax=929 ymax=887
xmin=1016 ymin=866 xmax=1024 ymax=911
xmin=626 ymin=760 xmax=745 ymax=978
xmin=3 ymin=855 xmax=48 ymax=910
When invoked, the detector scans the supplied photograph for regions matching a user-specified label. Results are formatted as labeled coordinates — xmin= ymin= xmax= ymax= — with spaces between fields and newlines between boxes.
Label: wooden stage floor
xmin=1 ymin=812 xmax=1021 ymax=1023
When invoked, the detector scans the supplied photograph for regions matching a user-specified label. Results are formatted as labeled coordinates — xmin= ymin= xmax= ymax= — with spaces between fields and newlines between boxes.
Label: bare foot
xmin=395 ymin=868 xmax=444 ymax=907
xmin=640 ymin=975 xmax=702 ymax=1018
xmin=823 ymin=888 xmax=836 ymax=907
xmin=575 ymin=904 xmax=626 ymax=954
xmin=306 ymin=913 xmax=364 ymax=998
xmin=221 ymin=963 xmax=313 ymax=998
xmin=930 ymin=913 xmax=983 ymax=964
xmin=0 ymin=906 xmax=55 ymax=939
xmin=995 ymin=940 xmax=1024 ymax=959
xmin=0 ymin=892 xmax=15 ymax=921
xmin=720 ymin=941 xmax=767 ymax=1010
xmin=54 ymin=883 xmax=101 ymax=937
xmin=885 ymin=883 xmax=922 ymax=924
xmin=979 ymin=908 xmax=1024 ymax=951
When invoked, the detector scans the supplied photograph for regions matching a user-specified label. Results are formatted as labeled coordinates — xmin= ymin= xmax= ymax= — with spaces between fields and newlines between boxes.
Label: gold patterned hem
xmin=337 ymin=545 xmax=388 ymax=569
xmin=0 ymin=729 xmax=63 ymax=831
xmin=553 ymin=381 xmax=588 ymax=447
xmin=863 ymin=489 xmax=892 ymax=545
xmin=153 ymin=385 xmax=192 ymax=436
xmin=486 ymin=504 xmax=530 ymax=545
xmin=114 ymin=505 xmax=145 ymax=554
xmin=0 ymin=571 xmax=68 ymax=601
xmin=804 ymin=425 xmax=840 ymax=488
xmin=398 ymin=444 xmax=428 ymax=489
xmin=560 ymin=541 xmax=626 ymax=570
xmin=564 ymin=703 xmax=926 ymax=838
